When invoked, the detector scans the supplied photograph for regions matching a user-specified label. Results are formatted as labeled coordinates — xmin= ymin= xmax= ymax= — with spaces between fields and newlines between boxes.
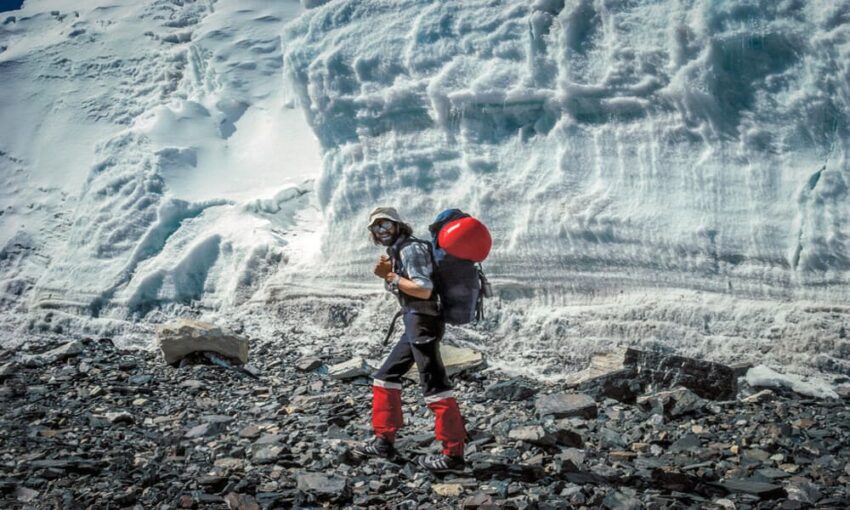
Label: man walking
xmin=353 ymin=207 xmax=466 ymax=472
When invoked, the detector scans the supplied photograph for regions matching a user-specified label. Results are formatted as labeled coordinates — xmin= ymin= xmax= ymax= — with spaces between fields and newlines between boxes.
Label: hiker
xmin=353 ymin=206 xmax=467 ymax=472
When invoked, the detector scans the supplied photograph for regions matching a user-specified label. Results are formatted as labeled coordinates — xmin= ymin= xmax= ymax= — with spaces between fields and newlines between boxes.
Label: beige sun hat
xmin=368 ymin=206 xmax=403 ymax=227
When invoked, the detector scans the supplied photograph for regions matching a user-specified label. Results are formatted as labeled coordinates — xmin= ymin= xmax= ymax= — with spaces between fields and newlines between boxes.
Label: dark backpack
xmin=428 ymin=209 xmax=492 ymax=325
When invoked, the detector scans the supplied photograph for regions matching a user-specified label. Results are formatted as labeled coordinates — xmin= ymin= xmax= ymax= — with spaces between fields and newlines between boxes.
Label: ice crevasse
xmin=281 ymin=0 xmax=850 ymax=375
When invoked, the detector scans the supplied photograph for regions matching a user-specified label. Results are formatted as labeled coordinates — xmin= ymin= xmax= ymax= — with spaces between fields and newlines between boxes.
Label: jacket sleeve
xmin=399 ymin=243 xmax=434 ymax=290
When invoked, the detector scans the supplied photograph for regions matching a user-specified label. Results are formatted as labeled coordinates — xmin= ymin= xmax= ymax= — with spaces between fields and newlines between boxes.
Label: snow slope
xmin=1 ymin=0 xmax=849 ymax=380
xmin=0 ymin=0 xmax=322 ymax=344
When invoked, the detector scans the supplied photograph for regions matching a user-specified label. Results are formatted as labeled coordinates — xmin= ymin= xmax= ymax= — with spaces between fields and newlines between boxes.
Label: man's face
xmin=370 ymin=219 xmax=398 ymax=246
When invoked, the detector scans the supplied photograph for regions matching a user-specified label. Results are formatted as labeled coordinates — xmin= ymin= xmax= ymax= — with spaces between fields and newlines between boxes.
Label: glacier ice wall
xmin=1 ymin=0 xmax=849 ymax=379
xmin=280 ymin=0 xmax=850 ymax=374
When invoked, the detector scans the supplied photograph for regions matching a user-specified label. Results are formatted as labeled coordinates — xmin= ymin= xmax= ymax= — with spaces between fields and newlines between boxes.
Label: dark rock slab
xmin=565 ymin=348 xmax=737 ymax=402
xmin=754 ymin=468 xmax=791 ymax=481
xmin=535 ymin=393 xmax=597 ymax=419
xmin=716 ymin=479 xmax=787 ymax=499
xmin=21 ymin=341 xmax=83 ymax=367
xmin=669 ymin=433 xmax=701 ymax=453
xmin=29 ymin=457 xmax=104 ymax=474
xmin=296 ymin=472 xmax=348 ymax=499
xmin=0 ymin=361 xmax=17 ymax=379
xmin=485 ymin=378 xmax=537 ymax=401
xmin=471 ymin=461 xmax=546 ymax=483
xmin=185 ymin=422 xmax=226 ymax=439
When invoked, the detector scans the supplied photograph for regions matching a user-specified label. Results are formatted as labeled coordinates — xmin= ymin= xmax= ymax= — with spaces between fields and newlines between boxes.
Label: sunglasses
xmin=369 ymin=220 xmax=395 ymax=234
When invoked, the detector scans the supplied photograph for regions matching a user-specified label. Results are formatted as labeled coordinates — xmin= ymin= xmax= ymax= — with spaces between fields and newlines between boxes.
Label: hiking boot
xmin=352 ymin=436 xmax=397 ymax=460
xmin=417 ymin=454 xmax=466 ymax=473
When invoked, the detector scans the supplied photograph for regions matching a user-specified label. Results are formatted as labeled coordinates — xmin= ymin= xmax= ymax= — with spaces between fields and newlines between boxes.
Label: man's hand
xmin=373 ymin=255 xmax=392 ymax=279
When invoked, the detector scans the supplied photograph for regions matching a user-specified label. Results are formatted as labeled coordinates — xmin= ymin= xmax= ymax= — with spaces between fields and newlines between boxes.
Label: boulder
xmin=405 ymin=344 xmax=484 ymax=381
xmin=21 ymin=341 xmax=83 ymax=367
xmin=565 ymin=347 xmax=737 ymax=402
xmin=157 ymin=319 xmax=249 ymax=365
xmin=328 ymin=357 xmax=371 ymax=380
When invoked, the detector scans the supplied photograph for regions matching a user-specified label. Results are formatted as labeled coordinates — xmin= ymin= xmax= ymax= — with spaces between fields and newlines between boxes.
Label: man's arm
xmin=386 ymin=272 xmax=432 ymax=299
xmin=393 ymin=242 xmax=434 ymax=299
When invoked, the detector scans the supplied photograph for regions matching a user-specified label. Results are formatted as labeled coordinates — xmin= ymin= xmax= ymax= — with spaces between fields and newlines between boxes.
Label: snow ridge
xmin=0 ymin=0 xmax=321 ymax=346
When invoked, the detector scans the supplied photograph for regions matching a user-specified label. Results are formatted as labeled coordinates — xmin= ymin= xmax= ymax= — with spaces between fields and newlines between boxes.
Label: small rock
xmin=670 ymin=433 xmax=701 ymax=453
xmin=202 ymin=414 xmax=235 ymax=425
xmin=508 ymin=425 xmax=555 ymax=446
xmin=0 ymin=360 xmax=17 ymax=379
xmin=535 ymin=393 xmax=597 ymax=419
xmin=741 ymin=389 xmax=774 ymax=404
xmin=180 ymin=379 xmax=204 ymax=389
xmin=461 ymin=492 xmax=493 ymax=508
xmin=239 ymin=424 xmax=262 ymax=439
xmin=637 ymin=387 xmax=706 ymax=418
xmin=785 ymin=476 xmax=821 ymax=504
xmin=609 ymin=451 xmax=638 ymax=461
xmin=712 ymin=498 xmax=736 ymax=509
xmin=556 ymin=448 xmax=586 ymax=466
xmin=602 ymin=489 xmax=642 ymax=510
xmin=128 ymin=374 xmax=153 ymax=385
xmin=631 ymin=442 xmax=650 ymax=453
xmin=103 ymin=411 xmax=134 ymax=425
xmin=252 ymin=445 xmax=283 ymax=464
xmin=224 ymin=492 xmax=260 ymax=510
xmin=254 ymin=433 xmax=284 ymax=445
xmin=792 ymin=418 xmax=816 ymax=430
xmin=16 ymin=486 xmax=38 ymax=503
xmin=433 ymin=483 xmax=464 ymax=497
xmin=551 ymin=427 xmax=584 ymax=448
xmin=186 ymin=422 xmax=225 ymax=439
xmin=296 ymin=472 xmax=347 ymax=498
xmin=198 ymin=475 xmax=228 ymax=490
xmin=296 ymin=357 xmax=322 ymax=372
xmin=779 ymin=463 xmax=800 ymax=474
xmin=213 ymin=458 xmax=245 ymax=470
xmin=756 ymin=467 xmax=791 ymax=480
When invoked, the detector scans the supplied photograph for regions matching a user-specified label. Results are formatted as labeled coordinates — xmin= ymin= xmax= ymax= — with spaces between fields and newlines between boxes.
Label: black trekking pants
xmin=373 ymin=311 xmax=452 ymax=397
